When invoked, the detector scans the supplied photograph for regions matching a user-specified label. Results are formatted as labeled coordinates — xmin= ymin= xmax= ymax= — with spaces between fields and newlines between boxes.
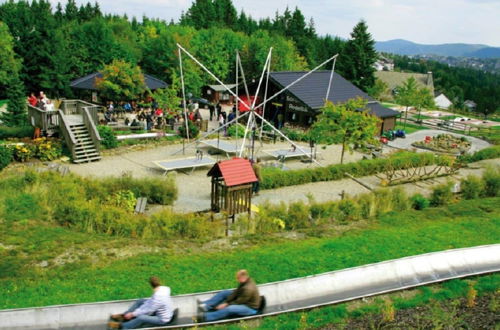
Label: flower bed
xmin=412 ymin=134 xmax=471 ymax=154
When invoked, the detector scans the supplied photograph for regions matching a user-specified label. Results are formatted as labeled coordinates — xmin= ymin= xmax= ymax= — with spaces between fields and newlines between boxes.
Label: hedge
xmin=0 ymin=126 xmax=34 ymax=139
xmin=261 ymin=147 xmax=500 ymax=190
xmin=0 ymin=145 xmax=13 ymax=171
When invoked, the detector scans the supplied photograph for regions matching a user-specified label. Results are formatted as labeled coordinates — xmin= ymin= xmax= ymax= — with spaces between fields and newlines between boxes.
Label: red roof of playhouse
xmin=207 ymin=158 xmax=258 ymax=187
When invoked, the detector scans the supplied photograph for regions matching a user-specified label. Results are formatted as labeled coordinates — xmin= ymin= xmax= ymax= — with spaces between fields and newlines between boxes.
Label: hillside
xmin=376 ymin=39 xmax=500 ymax=58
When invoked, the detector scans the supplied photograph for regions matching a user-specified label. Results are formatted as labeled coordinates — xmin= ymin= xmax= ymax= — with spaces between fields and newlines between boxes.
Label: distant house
xmin=375 ymin=71 xmax=434 ymax=99
xmin=267 ymin=71 xmax=400 ymax=135
xmin=434 ymin=93 xmax=453 ymax=110
xmin=373 ymin=56 xmax=394 ymax=71
xmin=464 ymin=100 xmax=477 ymax=112
xmin=203 ymin=84 xmax=238 ymax=105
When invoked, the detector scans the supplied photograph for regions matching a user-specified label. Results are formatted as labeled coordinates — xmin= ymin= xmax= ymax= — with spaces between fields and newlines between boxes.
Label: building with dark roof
xmin=266 ymin=71 xmax=400 ymax=135
xmin=70 ymin=72 xmax=168 ymax=91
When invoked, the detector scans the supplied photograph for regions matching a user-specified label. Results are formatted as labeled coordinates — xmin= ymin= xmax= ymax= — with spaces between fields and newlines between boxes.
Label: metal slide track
xmin=1 ymin=244 xmax=499 ymax=329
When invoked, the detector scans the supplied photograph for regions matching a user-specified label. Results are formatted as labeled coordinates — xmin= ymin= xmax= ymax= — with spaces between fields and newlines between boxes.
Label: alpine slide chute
xmin=1 ymin=244 xmax=499 ymax=329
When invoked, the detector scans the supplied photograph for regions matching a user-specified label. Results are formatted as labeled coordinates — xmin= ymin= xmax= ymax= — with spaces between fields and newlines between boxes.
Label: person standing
xmin=209 ymin=103 xmax=215 ymax=121
xmin=252 ymin=158 xmax=262 ymax=195
xmin=197 ymin=270 xmax=261 ymax=322
xmin=108 ymin=277 xmax=174 ymax=329
xmin=28 ymin=93 xmax=38 ymax=106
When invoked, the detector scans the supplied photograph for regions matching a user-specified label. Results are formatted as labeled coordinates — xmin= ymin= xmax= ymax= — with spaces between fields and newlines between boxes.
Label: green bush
xmin=460 ymin=175 xmax=484 ymax=199
xmin=0 ymin=126 xmax=34 ymax=139
xmin=430 ymin=181 xmax=455 ymax=206
xmin=0 ymin=145 xmax=12 ymax=171
xmin=391 ymin=187 xmax=411 ymax=211
xmin=357 ymin=193 xmax=376 ymax=219
xmin=337 ymin=198 xmax=360 ymax=223
xmin=97 ymin=125 xmax=118 ymax=149
xmin=94 ymin=174 xmax=178 ymax=205
xmin=459 ymin=145 xmax=500 ymax=163
xmin=178 ymin=121 xmax=199 ymax=139
xmin=411 ymin=194 xmax=430 ymax=210
xmin=261 ymin=152 xmax=444 ymax=190
xmin=227 ymin=123 xmax=246 ymax=138
xmin=482 ymin=167 xmax=500 ymax=197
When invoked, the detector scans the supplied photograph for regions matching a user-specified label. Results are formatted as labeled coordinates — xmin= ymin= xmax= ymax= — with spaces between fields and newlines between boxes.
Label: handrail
xmin=0 ymin=244 xmax=498 ymax=329
xmin=82 ymin=106 xmax=102 ymax=148
xmin=57 ymin=110 xmax=78 ymax=160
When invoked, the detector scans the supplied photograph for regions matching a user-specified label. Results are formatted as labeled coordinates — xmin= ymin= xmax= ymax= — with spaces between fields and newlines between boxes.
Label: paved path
xmin=388 ymin=129 xmax=491 ymax=153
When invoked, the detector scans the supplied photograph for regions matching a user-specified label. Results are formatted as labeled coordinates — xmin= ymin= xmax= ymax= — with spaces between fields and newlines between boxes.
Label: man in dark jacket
xmin=197 ymin=270 xmax=260 ymax=322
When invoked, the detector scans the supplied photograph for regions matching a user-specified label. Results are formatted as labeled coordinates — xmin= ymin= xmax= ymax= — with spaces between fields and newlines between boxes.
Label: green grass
xmin=416 ymin=114 xmax=459 ymax=120
xmin=394 ymin=122 xmax=428 ymax=134
xmin=0 ymin=197 xmax=498 ymax=309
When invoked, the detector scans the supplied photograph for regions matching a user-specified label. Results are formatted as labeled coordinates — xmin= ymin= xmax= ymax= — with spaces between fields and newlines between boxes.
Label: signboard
xmin=286 ymin=95 xmax=309 ymax=113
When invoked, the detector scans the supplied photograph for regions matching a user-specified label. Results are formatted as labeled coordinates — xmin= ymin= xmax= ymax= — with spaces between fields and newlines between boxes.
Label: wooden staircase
xmin=70 ymin=122 xmax=101 ymax=163
xmin=28 ymin=99 xmax=103 ymax=164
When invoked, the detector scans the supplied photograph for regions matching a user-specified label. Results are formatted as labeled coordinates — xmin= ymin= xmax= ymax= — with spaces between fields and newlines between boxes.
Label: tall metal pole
xmin=178 ymin=47 xmax=190 ymax=143
xmin=260 ymin=48 xmax=273 ymax=138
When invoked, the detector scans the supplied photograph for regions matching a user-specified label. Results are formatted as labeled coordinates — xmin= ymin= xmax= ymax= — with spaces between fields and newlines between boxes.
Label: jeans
xmin=253 ymin=181 xmax=260 ymax=194
xmin=202 ymin=290 xmax=257 ymax=322
xmin=121 ymin=299 xmax=169 ymax=329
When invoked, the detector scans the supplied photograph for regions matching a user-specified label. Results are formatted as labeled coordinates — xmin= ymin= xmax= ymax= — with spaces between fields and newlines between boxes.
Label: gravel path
xmin=388 ymin=129 xmax=491 ymax=153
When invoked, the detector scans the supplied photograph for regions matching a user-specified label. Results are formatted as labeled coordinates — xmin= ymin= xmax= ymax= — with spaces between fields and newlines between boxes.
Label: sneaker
xmin=196 ymin=299 xmax=209 ymax=312
xmin=195 ymin=310 xmax=205 ymax=323
xmin=110 ymin=314 xmax=125 ymax=322
xmin=107 ymin=321 xmax=122 ymax=329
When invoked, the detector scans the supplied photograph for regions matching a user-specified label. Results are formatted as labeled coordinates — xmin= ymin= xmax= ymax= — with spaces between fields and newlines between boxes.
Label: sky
xmin=45 ymin=0 xmax=500 ymax=46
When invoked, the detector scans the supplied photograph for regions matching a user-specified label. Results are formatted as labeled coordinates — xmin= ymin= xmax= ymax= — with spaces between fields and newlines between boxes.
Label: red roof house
xmin=207 ymin=157 xmax=257 ymax=187
xmin=208 ymin=158 xmax=257 ymax=218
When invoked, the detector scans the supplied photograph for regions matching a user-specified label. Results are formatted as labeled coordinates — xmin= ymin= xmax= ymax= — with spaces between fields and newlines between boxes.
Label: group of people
xmin=28 ymin=91 xmax=55 ymax=111
xmin=108 ymin=270 xmax=261 ymax=329
xmin=104 ymin=99 xmax=207 ymax=132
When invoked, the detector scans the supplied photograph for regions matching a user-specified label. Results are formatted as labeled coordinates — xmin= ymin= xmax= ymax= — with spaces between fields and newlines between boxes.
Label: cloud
xmin=36 ymin=0 xmax=500 ymax=46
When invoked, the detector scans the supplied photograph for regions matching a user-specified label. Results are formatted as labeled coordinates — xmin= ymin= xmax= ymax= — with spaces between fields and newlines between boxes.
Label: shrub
xmin=430 ymin=181 xmax=455 ymax=206
xmin=178 ymin=121 xmax=199 ymax=139
xmin=0 ymin=126 xmax=34 ymax=139
xmin=482 ymin=166 xmax=500 ymax=197
xmin=261 ymin=152 xmax=448 ymax=190
xmin=149 ymin=209 xmax=220 ymax=240
xmin=460 ymin=145 xmax=500 ymax=163
xmin=32 ymin=138 xmax=63 ymax=161
xmin=11 ymin=144 xmax=34 ymax=162
xmin=460 ymin=175 xmax=484 ymax=200
xmin=96 ymin=174 xmax=178 ymax=205
xmin=97 ymin=125 xmax=118 ymax=149
xmin=357 ymin=193 xmax=376 ymax=219
xmin=3 ymin=193 xmax=42 ymax=222
xmin=391 ymin=187 xmax=411 ymax=211
xmin=373 ymin=189 xmax=394 ymax=215
xmin=337 ymin=198 xmax=360 ymax=223
xmin=0 ymin=145 xmax=12 ymax=171
xmin=411 ymin=194 xmax=430 ymax=210
xmin=285 ymin=200 xmax=310 ymax=229
xmin=227 ymin=123 xmax=246 ymax=138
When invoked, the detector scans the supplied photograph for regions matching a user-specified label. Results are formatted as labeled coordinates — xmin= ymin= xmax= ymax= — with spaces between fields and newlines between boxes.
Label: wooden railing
xmin=57 ymin=110 xmax=78 ymax=160
xmin=27 ymin=105 xmax=59 ymax=132
xmin=60 ymin=99 xmax=101 ymax=123
xmin=82 ymin=107 xmax=102 ymax=149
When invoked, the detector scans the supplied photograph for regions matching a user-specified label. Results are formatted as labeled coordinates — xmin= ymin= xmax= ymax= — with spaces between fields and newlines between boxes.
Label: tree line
xmin=0 ymin=0 xmax=379 ymax=99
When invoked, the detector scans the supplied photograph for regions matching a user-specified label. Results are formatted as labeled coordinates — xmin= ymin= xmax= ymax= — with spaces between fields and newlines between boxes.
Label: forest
xmin=0 ymin=0 xmax=498 ymax=117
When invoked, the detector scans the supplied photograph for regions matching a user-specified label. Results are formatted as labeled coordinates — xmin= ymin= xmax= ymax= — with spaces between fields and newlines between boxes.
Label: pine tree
xmin=341 ymin=20 xmax=377 ymax=92
xmin=1 ymin=75 xmax=27 ymax=127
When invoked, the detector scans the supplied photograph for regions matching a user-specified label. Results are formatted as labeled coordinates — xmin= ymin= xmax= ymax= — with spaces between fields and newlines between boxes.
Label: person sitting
xmin=197 ymin=270 xmax=261 ymax=322
xmin=108 ymin=276 xmax=174 ymax=329
xmin=124 ymin=102 xmax=132 ymax=112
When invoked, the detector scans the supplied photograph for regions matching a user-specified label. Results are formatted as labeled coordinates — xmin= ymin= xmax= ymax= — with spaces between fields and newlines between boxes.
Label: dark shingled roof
xmin=70 ymin=72 xmax=168 ymax=91
xmin=270 ymin=71 xmax=399 ymax=119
